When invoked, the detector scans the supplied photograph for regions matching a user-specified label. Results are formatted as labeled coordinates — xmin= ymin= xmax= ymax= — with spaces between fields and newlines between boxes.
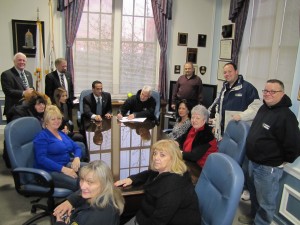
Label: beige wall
xmin=0 ymin=0 xmax=64 ymax=93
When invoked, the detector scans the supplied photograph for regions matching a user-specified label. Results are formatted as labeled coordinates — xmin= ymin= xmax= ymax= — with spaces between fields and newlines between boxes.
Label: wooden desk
xmin=84 ymin=117 xmax=157 ymax=183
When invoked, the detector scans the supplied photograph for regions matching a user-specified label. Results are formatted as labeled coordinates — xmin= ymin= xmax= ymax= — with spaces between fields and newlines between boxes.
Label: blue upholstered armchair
xmin=218 ymin=120 xmax=250 ymax=165
xmin=195 ymin=153 xmax=244 ymax=225
xmin=5 ymin=117 xmax=72 ymax=225
xmin=77 ymin=89 xmax=93 ymax=132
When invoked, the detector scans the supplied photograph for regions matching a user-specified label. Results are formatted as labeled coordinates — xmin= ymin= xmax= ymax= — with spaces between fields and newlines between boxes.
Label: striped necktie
xmin=20 ymin=71 xmax=28 ymax=89
xmin=60 ymin=73 xmax=66 ymax=89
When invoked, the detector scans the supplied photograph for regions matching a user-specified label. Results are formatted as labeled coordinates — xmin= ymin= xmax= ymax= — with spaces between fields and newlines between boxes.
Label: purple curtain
xmin=151 ymin=0 xmax=172 ymax=100
xmin=229 ymin=0 xmax=250 ymax=66
xmin=57 ymin=0 xmax=74 ymax=11
xmin=64 ymin=0 xmax=85 ymax=80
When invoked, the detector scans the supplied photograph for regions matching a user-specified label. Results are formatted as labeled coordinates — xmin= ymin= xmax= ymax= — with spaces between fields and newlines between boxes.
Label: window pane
xmin=77 ymin=13 xmax=88 ymax=38
xmin=145 ymin=18 xmax=155 ymax=42
xmin=89 ymin=0 xmax=100 ymax=12
xmin=135 ymin=0 xmax=145 ymax=16
xmin=145 ymin=0 xmax=153 ymax=17
xmin=101 ymin=14 xmax=112 ymax=39
xmin=101 ymin=0 xmax=112 ymax=13
xmin=89 ymin=13 xmax=101 ymax=39
xmin=133 ymin=17 xmax=144 ymax=41
xmin=123 ymin=0 xmax=133 ymax=15
xmin=122 ymin=16 xmax=133 ymax=41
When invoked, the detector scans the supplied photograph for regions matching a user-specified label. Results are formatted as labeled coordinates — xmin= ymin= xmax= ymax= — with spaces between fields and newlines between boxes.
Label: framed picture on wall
xmin=186 ymin=48 xmax=197 ymax=64
xmin=177 ymin=32 xmax=188 ymax=46
xmin=174 ymin=65 xmax=181 ymax=74
xmin=219 ymin=39 xmax=233 ymax=60
xmin=12 ymin=19 xmax=45 ymax=58
xmin=217 ymin=60 xmax=230 ymax=81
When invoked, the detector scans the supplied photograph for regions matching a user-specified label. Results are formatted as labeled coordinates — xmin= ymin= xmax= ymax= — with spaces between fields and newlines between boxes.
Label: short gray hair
xmin=13 ymin=52 xmax=27 ymax=61
xmin=142 ymin=85 xmax=152 ymax=95
xmin=191 ymin=105 xmax=209 ymax=122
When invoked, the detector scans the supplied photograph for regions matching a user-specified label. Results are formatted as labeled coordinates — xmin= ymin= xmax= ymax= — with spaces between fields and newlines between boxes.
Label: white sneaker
xmin=241 ymin=190 xmax=250 ymax=201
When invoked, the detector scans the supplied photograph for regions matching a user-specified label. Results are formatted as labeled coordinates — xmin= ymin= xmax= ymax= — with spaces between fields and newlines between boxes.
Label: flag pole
xmin=35 ymin=7 xmax=44 ymax=92
xmin=36 ymin=8 xmax=39 ymax=91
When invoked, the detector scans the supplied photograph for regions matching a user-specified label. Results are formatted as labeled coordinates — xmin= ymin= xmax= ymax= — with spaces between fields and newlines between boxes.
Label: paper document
xmin=119 ymin=117 xmax=147 ymax=123
xmin=73 ymin=98 xmax=79 ymax=104
xmin=224 ymin=110 xmax=241 ymax=130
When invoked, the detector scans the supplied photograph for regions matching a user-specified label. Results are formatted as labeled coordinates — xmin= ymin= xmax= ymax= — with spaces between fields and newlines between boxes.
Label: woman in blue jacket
xmin=34 ymin=105 xmax=85 ymax=191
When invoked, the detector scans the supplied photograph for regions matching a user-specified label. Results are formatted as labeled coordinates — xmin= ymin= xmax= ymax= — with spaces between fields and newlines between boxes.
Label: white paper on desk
xmin=119 ymin=117 xmax=147 ymax=123
xmin=73 ymin=98 xmax=79 ymax=104
xmin=224 ymin=110 xmax=241 ymax=130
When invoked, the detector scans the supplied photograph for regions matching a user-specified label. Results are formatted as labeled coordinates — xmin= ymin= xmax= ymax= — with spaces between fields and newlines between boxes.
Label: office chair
xmin=77 ymin=89 xmax=93 ymax=131
xmin=218 ymin=120 xmax=250 ymax=165
xmin=195 ymin=153 xmax=244 ymax=225
xmin=5 ymin=117 xmax=73 ymax=225
xmin=151 ymin=90 xmax=161 ymax=125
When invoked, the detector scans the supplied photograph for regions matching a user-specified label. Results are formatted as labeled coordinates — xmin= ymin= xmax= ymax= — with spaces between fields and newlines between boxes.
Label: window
xmin=240 ymin=0 xmax=299 ymax=97
xmin=74 ymin=0 xmax=157 ymax=98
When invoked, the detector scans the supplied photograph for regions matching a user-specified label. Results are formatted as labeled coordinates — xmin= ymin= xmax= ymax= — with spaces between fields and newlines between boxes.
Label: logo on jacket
xmin=262 ymin=123 xmax=270 ymax=130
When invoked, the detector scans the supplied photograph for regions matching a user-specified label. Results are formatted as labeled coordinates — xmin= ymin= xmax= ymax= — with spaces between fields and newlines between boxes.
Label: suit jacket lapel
xmin=11 ymin=67 xmax=25 ymax=89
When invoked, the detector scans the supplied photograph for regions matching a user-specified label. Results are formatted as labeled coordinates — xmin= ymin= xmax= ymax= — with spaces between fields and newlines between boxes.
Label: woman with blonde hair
xmin=114 ymin=139 xmax=201 ymax=225
xmin=33 ymin=105 xmax=85 ymax=191
xmin=54 ymin=160 xmax=124 ymax=225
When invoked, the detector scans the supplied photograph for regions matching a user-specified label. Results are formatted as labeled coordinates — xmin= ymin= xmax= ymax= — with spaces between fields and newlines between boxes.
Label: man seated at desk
xmin=83 ymin=80 xmax=112 ymax=122
xmin=117 ymin=85 xmax=156 ymax=121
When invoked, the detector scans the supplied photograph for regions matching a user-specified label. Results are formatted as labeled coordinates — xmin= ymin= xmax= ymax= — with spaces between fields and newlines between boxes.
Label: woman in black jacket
xmin=54 ymin=160 xmax=125 ymax=225
xmin=115 ymin=139 xmax=201 ymax=225
xmin=8 ymin=90 xmax=50 ymax=125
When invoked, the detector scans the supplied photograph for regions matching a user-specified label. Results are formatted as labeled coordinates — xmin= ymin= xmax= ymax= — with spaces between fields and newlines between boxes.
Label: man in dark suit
xmin=83 ymin=80 xmax=112 ymax=122
xmin=1 ymin=52 xmax=34 ymax=122
xmin=1 ymin=52 xmax=34 ymax=167
xmin=45 ymin=58 xmax=74 ymax=117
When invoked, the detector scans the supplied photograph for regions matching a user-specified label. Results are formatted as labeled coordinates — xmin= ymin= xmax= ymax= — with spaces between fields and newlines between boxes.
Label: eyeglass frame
xmin=262 ymin=90 xmax=283 ymax=95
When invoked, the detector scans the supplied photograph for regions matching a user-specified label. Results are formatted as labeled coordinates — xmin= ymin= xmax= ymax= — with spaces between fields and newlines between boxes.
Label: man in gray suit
xmin=1 ymin=52 xmax=34 ymax=167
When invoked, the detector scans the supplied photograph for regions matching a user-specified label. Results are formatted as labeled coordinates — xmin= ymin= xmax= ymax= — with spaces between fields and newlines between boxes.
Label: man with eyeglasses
xmin=239 ymin=79 xmax=300 ymax=225
xmin=117 ymin=85 xmax=156 ymax=120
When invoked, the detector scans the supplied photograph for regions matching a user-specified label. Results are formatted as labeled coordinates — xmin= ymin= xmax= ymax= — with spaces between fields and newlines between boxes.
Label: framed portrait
xmin=177 ymin=32 xmax=188 ymax=46
xmin=186 ymin=48 xmax=198 ymax=64
xmin=174 ymin=65 xmax=181 ymax=74
xmin=217 ymin=60 xmax=230 ymax=81
xmin=197 ymin=34 xmax=207 ymax=47
xmin=219 ymin=39 xmax=233 ymax=60
xmin=12 ymin=19 xmax=45 ymax=58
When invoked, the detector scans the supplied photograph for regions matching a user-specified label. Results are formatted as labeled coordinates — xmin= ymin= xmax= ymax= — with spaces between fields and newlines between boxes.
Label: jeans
xmin=248 ymin=160 xmax=283 ymax=225
xmin=51 ymin=162 xmax=88 ymax=192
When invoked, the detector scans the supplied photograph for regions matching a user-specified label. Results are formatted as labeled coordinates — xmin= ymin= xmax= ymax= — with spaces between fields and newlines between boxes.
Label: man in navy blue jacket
xmin=209 ymin=62 xmax=260 ymax=140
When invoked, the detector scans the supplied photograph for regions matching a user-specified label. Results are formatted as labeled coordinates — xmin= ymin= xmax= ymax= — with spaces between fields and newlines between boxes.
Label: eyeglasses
xmin=262 ymin=90 xmax=282 ymax=95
